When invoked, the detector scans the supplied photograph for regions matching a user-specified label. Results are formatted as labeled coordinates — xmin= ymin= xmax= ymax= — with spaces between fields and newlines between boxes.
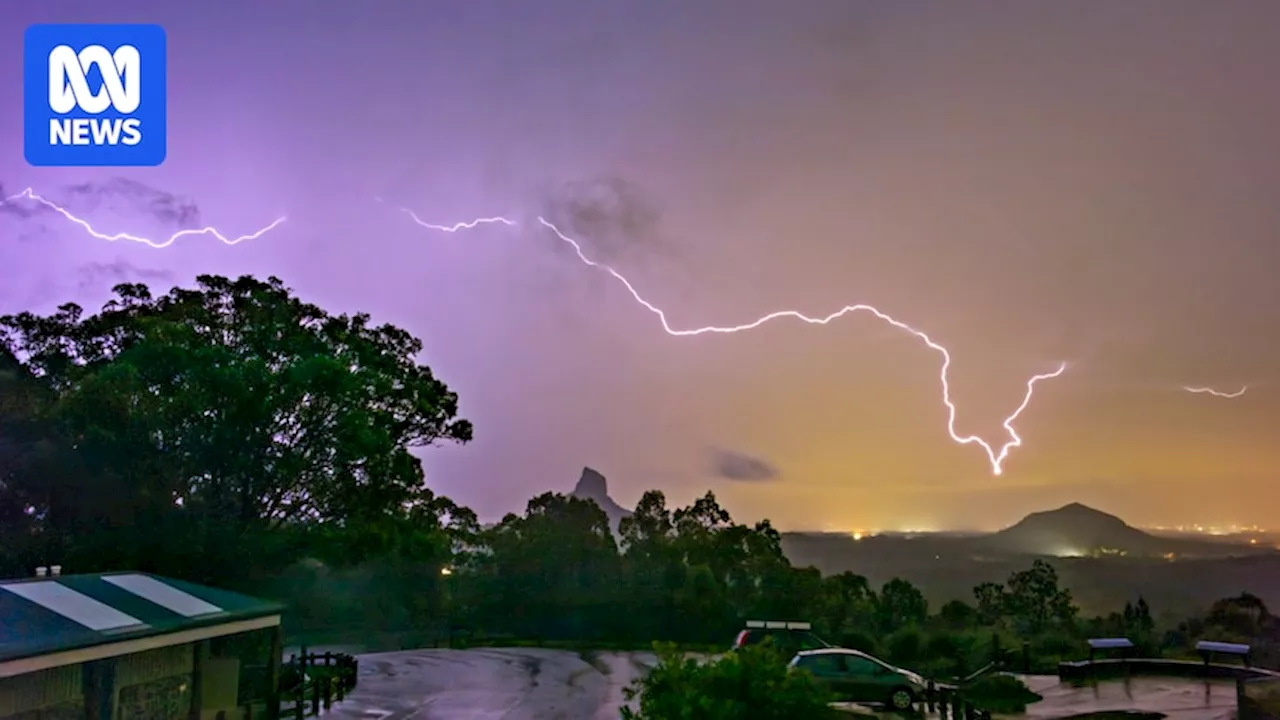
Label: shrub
xmin=886 ymin=626 xmax=925 ymax=667
xmin=836 ymin=629 xmax=880 ymax=655
xmin=621 ymin=643 xmax=837 ymax=720
xmin=963 ymin=673 xmax=1042 ymax=714
xmin=919 ymin=630 xmax=975 ymax=679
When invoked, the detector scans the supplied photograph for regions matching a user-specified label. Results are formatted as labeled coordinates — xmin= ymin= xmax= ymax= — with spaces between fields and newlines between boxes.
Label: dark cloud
xmin=60 ymin=177 xmax=203 ymax=227
xmin=538 ymin=176 xmax=669 ymax=263
xmin=710 ymin=448 xmax=780 ymax=482
xmin=1 ymin=178 xmax=203 ymax=229
xmin=76 ymin=260 xmax=175 ymax=293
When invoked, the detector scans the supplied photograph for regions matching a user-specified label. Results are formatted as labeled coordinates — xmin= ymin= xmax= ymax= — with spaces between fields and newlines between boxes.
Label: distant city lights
xmin=1147 ymin=523 xmax=1268 ymax=535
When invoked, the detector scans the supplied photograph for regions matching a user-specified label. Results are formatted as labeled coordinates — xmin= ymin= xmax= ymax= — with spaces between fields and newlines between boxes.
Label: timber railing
xmin=279 ymin=649 xmax=360 ymax=719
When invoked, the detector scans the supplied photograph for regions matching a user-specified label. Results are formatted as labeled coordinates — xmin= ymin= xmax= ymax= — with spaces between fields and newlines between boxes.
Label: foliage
xmin=963 ymin=674 xmax=1042 ymax=714
xmin=620 ymin=643 xmax=836 ymax=720
xmin=972 ymin=560 xmax=1076 ymax=634
xmin=0 ymin=276 xmax=470 ymax=589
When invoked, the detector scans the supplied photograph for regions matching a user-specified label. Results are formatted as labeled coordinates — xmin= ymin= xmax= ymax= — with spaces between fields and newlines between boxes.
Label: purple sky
xmin=3 ymin=1 xmax=1280 ymax=531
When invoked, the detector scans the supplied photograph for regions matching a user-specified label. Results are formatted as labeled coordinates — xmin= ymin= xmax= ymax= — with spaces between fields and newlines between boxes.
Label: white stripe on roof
xmin=1 ymin=581 xmax=145 ymax=631
xmin=102 ymin=574 xmax=222 ymax=617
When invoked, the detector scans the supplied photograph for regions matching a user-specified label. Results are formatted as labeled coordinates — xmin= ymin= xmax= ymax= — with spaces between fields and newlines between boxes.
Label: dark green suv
xmin=789 ymin=647 xmax=929 ymax=711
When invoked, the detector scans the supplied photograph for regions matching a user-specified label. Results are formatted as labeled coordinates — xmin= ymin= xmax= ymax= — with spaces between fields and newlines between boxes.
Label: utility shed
xmin=0 ymin=571 xmax=284 ymax=720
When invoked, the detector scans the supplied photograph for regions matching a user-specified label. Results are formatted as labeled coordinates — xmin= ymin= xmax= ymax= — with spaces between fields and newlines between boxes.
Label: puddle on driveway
xmin=1011 ymin=675 xmax=1237 ymax=719
xmin=835 ymin=675 xmax=1236 ymax=719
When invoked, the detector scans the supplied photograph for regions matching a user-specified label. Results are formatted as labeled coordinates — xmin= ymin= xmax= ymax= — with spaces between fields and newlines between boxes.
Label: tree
xmin=464 ymin=493 xmax=621 ymax=640
xmin=1122 ymin=597 xmax=1155 ymax=636
xmin=973 ymin=582 xmax=1007 ymax=626
xmin=1004 ymin=560 xmax=1075 ymax=633
xmin=0 ymin=346 xmax=89 ymax=575
xmin=814 ymin=572 xmax=878 ymax=644
xmin=936 ymin=599 xmax=979 ymax=630
xmin=876 ymin=578 xmax=928 ymax=632
xmin=0 ymin=276 xmax=472 ymax=584
xmin=619 ymin=491 xmax=685 ymax=640
xmin=1206 ymin=593 xmax=1270 ymax=639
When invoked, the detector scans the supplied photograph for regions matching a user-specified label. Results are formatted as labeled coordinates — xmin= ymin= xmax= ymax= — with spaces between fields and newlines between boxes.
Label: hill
xmin=779 ymin=502 xmax=1279 ymax=615
xmin=569 ymin=467 xmax=632 ymax=534
xmin=966 ymin=502 xmax=1260 ymax=558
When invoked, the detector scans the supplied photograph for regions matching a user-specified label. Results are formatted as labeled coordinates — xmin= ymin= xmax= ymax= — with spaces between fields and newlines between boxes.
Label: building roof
xmin=0 ymin=572 xmax=284 ymax=665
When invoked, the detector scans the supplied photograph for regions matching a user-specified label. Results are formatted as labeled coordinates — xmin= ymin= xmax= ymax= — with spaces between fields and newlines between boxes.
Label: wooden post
xmin=311 ymin=677 xmax=320 ymax=715
xmin=266 ymin=626 xmax=283 ymax=720
xmin=1022 ymin=641 xmax=1031 ymax=673
xmin=190 ymin=640 xmax=209 ymax=720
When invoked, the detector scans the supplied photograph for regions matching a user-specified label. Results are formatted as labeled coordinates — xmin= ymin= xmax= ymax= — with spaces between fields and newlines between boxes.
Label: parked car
xmin=789 ymin=647 xmax=935 ymax=711
xmin=732 ymin=620 xmax=831 ymax=658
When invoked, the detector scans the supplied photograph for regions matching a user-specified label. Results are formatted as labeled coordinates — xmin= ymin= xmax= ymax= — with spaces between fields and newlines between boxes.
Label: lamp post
xmin=440 ymin=566 xmax=453 ymax=647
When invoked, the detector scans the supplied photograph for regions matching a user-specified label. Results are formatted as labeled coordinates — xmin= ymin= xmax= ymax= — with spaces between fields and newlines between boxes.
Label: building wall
xmin=0 ymin=626 xmax=272 ymax=720
xmin=0 ymin=664 xmax=84 ymax=719
xmin=0 ymin=644 xmax=196 ymax=720
xmin=113 ymin=644 xmax=194 ymax=720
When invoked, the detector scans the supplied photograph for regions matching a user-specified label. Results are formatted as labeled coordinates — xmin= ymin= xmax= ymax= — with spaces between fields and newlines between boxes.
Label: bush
xmin=621 ymin=643 xmax=838 ymax=720
xmin=919 ymin=630 xmax=975 ymax=679
xmin=835 ymin=629 xmax=880 ymax=656
xmin=963 ymin=673 xmax=1042 ymax=714
xmin=886 ymin=626 xmax=925 ymax=667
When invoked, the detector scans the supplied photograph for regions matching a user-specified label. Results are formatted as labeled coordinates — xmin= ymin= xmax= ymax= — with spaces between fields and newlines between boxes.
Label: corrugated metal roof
xmin=0 ymin=572 xmax=284 ymax=664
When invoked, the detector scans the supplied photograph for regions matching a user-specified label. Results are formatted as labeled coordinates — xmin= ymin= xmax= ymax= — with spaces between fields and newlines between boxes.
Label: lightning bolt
xmin=1182 ymin=385 xmax=1248 ymax=398
xmin=398 ymin=207 xmax=517 ymax=233
xmin=396 ymin=206 xmax=1067 ymax=476
xmin=1 ymin=187 xmax=287 ymax=248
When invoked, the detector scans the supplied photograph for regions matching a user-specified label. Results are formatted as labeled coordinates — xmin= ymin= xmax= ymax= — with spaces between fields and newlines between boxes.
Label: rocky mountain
xmin=570 ymin=467 xmax=632 ymax=534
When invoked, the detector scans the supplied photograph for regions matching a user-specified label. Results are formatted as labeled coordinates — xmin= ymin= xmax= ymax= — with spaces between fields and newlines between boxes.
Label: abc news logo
xmin=23 ymin=24 xmax=167 ymax=167
xmin=48 ymin=44 xmax=143 ymax=147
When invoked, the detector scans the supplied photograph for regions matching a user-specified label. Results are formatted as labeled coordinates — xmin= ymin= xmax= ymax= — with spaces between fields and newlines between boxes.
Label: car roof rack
xmin=745 ymin=620 xmax=812 ymax=630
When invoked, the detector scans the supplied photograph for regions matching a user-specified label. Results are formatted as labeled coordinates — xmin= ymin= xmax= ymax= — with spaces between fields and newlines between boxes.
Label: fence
xmin=916 ymin=682 xmax=993 ymax=720
xmin=1239 ymin=676 xmax=1280 ymax=720
xmin=278 ymin=650 xmax=360 ymax=719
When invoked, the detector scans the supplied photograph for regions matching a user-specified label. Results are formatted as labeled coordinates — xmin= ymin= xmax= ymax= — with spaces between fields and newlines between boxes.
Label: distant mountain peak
xmin=574 ymin=467 xmax=609 ymax=499
xmin=1010 ymin=502 xmax=1132 ymax=533
xmin=976 ymin=500 xmax=1154 ymax=557
xmin=569 ymin=467 xmax=632 ymax=534
xmin=1054 ymin=502 xmax=1113 ymax=516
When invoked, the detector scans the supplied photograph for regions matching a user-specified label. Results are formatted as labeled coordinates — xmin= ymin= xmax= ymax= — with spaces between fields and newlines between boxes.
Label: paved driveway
xmin=316 ymin=648 xmax=658 ymax=720
xmin=316 ymin=652 xmax=1239 ymax=719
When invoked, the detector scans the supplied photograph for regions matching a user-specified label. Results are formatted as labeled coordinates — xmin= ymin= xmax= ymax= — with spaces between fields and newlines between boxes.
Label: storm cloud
xmin=710 ymin=448 xmax=781 ymax=482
